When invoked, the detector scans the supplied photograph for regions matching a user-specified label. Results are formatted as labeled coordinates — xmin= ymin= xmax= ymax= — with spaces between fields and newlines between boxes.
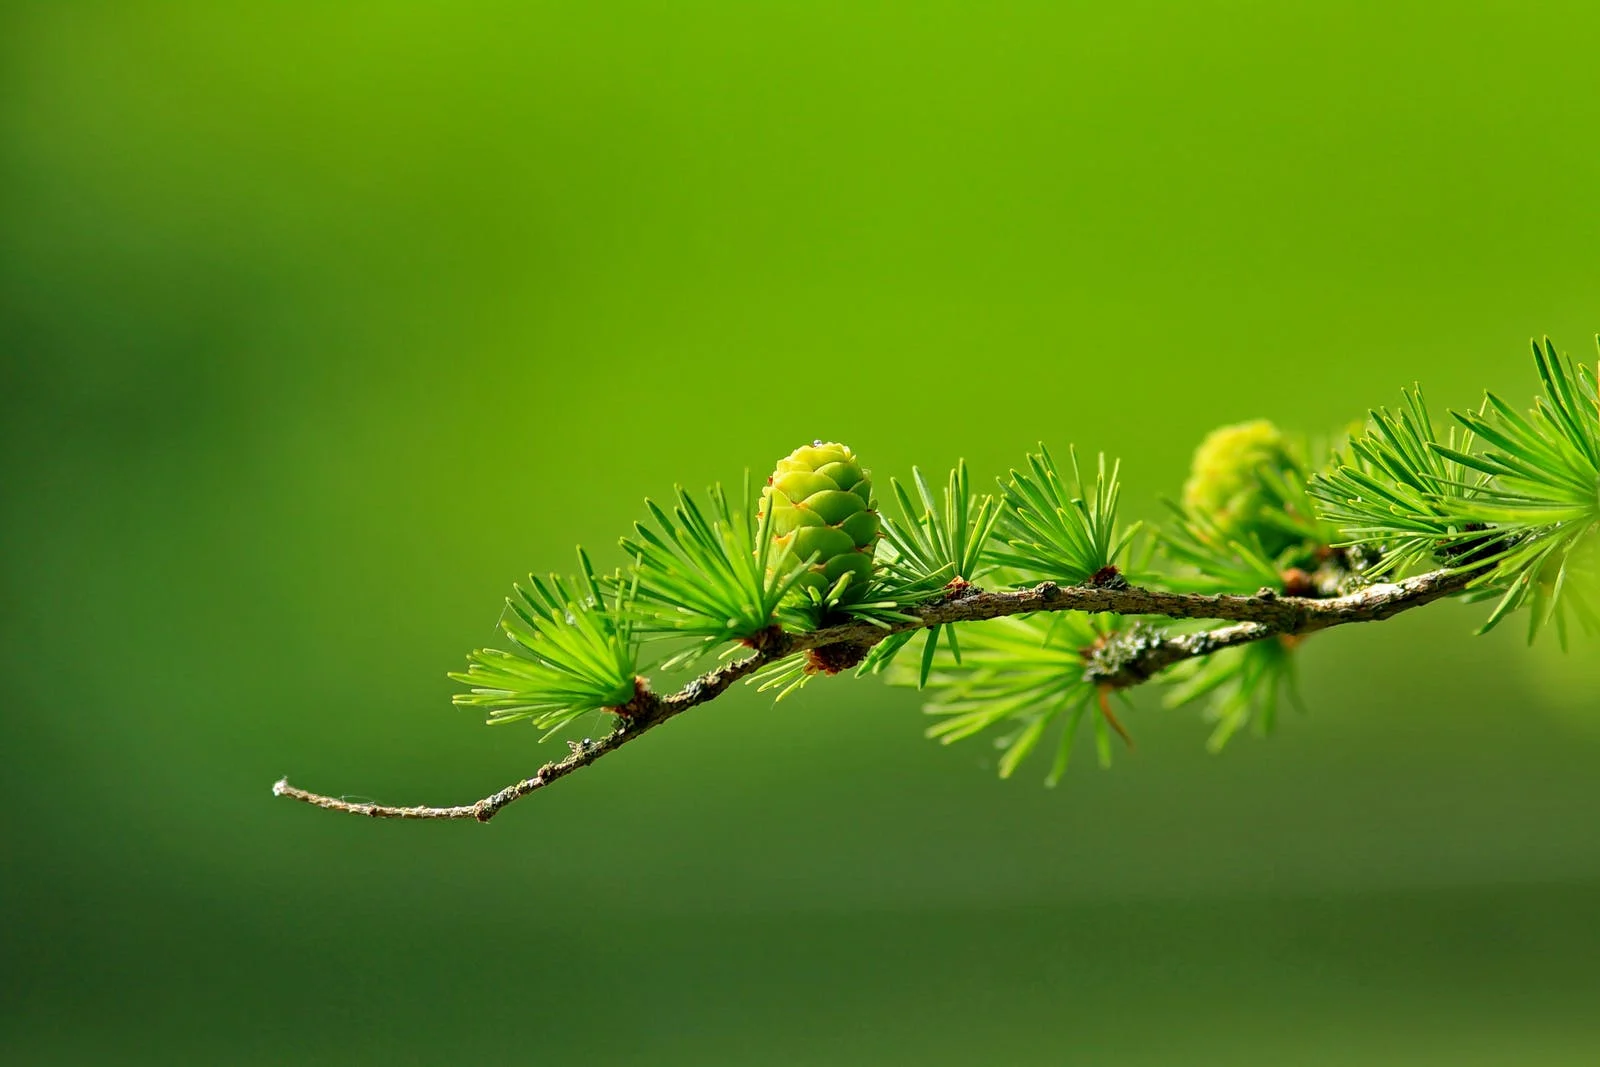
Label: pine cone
xmin=762 ymin=441 xmax=880 ymax=600
xmin=1182 ymin=420 xmax=1301 ymax=556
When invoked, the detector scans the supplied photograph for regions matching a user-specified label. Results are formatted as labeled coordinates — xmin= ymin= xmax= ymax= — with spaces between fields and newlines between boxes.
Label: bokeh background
xmin=4 ymin=2 xmax=1599 ymax=1064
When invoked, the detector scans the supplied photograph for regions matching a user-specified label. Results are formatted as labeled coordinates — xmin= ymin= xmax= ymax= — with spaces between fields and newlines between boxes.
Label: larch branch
xmin=272 ymin=566 xmax=1474 ymax=822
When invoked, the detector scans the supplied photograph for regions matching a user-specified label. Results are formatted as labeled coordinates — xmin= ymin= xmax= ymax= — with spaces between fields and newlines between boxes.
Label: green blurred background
xmin=4 ymin=2 xmax=1599 ymax=1063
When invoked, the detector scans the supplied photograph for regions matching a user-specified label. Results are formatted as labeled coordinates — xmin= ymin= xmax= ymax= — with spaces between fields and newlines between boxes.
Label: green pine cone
xmin=1182 ymin=419 xmax=1302 ymax=557
xmin=762 ymin=441 xmax=880 ymax=601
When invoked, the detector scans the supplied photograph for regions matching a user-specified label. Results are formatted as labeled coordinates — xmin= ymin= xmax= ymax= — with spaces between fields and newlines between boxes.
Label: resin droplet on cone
xmin=761 ymin=441 xmax=880 ymax=601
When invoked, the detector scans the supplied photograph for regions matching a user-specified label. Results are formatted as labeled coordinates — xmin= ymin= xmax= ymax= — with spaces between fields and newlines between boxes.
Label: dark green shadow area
xmin=8 ymin=882 xmax=1600 ymax=1065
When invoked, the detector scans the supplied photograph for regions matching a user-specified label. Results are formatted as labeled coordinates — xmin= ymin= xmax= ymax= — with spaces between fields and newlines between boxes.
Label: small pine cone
xmin=761 ymin=441 xmax=880 ymax=600
xmin=1182 ymin=419 xmax=1300 ymax=556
